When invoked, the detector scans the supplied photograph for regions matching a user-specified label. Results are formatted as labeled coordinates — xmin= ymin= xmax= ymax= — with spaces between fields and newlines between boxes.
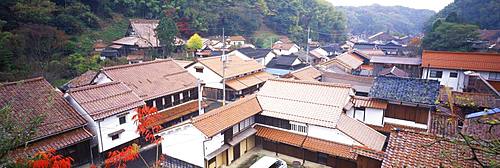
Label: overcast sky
xmin=326 ymin=0 xmax=454 ymax=12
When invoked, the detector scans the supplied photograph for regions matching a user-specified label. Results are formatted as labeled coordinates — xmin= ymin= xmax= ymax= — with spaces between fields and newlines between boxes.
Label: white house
xmin=65 ymin=82 xmax=145 ymax=153
xmin=422 ymin=50 xmax=500 ymax=91
xmin=346 ymin=96 xmax=387 ymax=126
xmin=186 ymin=55 xmax=274 ymax=100
xmin=227 ymin=36 xmax=246 ymax=46
xmin=272 ymin=43 xmax=300 ymax=55
xmin=159 ymin=95 xmax=261 ymax=168
xmin=159 ymin=79 xmax=387 ymax=168
xmin=93 ymin=59 xmax=205 ymax=128
xmin=229 ymin=48 xmax=276 ymax=66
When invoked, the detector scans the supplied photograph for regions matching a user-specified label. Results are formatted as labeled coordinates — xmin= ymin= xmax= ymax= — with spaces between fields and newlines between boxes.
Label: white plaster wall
xmin=65 ymin=94 xmax=140 ymax=152
xmin=98 ymin=109 xmax=140 ymax=152
xmin=422 ymin=68 xmax=494 ymax=91
xmin=204 ymin=133 xmax=224 ymax=155
xmin=161 ymin=124 xmax=206 ymax=167
xmin=263 ymin=52 xmax=276 ymax=66
xmin=93 ymin=72 xmax=112 ymax=84
xmin=307 ymin=125 xmax=362 ymax=146
xmin=364 ymin=108 xmax=384 ymax=126
xmin=186 ymin=62 xmax=224 ymax=89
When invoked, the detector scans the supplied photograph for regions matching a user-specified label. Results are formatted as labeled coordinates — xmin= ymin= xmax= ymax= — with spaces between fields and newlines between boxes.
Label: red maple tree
xmin=14 ymin=148 xmax=73 ymax=168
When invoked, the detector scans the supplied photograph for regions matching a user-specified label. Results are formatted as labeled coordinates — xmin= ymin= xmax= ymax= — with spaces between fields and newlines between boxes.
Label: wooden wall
xmin=385 ymin=104 xmax=429 ymax=124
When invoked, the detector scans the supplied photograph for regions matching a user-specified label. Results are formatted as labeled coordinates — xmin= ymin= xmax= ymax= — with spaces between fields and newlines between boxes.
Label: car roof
xmin=249 ymin=156 xmax=279 ymax=168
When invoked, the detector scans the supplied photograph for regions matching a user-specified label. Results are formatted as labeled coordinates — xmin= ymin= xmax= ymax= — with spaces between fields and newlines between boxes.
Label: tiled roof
xmin=378 ymin=66 xmax=409 ymax=78
xmin=192 ymin=95 xmax=262 ymax=137
xmin=321 ymin=72 xmax=374 ymax=93
xmin=288 ymin=66 xmax=322 ymax=81
xmin=102 ymin=59 xmax=197 ymax=100
xmin=463 ymin=108 xmax=500 ymax=140
xmin=197 ymin=55 xmax=265 ymax=79
xmin=9 ymin=128 xmax=92 ymax=158
xmin=451 ymin=91 xmax=497 ymax=108
xmin=337 ymin=114 xmax=386 ymax=151
xmin=352 ymin=96 xmax=388 ymax=109
xmin=334 ymin=52 xmax=364 ymax=69
xmin=67 ymin=70 xmax=97 ymax=88
xmin=174 ymin=60 xmax=194 ymax=68
xmin=225 ymin=71 xmax=274 ymax=91
xmin=68 ymin=82 xmax=145 ymax=120
xmin=266 ymin=55 xmax=308 ymax=71
xmin=422 ymin=50 xmax=500 ymax=72
xmin=0 ymin=77 xmax=88 ymax=140
xmin=147 ymin=100 xmax=208 ymax=128
xmin=370 ymin=56 xmax=422 ymax=65
xmin=370 ymin=76 xmax=440 ymax=105
xmin=356 ymin=49 xmax=386 ymax=57
xmin=382 ymin=129 xmax=498 ymax=167
xmin=272 ymin=43 xmax=297 ymax=50
xmin=228 ymin=35 xmax=245 ymax=41
xmin=129 ymin=19 xmax=160 ymax=48
xmin=236 ymin=48 xmax=272 ymax=59
xmin=255 ymin=125 xmax=357 ymax=160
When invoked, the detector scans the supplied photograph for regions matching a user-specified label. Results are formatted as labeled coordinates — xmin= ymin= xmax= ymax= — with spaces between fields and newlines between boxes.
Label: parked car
xmin=249 ymin=156 xmax=287 ymax=168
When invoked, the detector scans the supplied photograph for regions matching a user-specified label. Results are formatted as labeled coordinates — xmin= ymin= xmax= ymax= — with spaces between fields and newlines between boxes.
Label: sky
xmin=326 ymin=0 xmax=454 ymax=12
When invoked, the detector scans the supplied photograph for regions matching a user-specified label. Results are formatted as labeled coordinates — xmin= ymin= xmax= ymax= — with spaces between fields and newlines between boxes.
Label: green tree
xmin=12 ymin=0 xmax=56 ymax=24
xmin=0 ymin=22 xmax=14 ymax=72
xmin=422 ymin=22 xmax=480 ymax=52
xmin=156 ymin=15 xmax=179 ymax=58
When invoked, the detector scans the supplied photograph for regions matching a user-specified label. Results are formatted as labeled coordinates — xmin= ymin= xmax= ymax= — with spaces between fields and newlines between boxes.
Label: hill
xmin=337 ymin=4 xmax=435 ymax=35
xmin=427 ymin=0 xmax=500 ymax=30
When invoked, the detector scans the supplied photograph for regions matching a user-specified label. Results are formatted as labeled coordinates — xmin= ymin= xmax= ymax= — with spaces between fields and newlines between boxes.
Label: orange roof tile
xmin=255 ymin=125 xmax=358 ymax=160
xmin=67 ymin=70 xmax=97 ymax=88
xmin=337 ymin=114 xmax=386 ymax=151
xmin=422 ymin=50 xmax=500 ymax=72
xmin=197 ymin=55 xmax=265 ymax=79
xmin=9 ymin=128 xmax=92 ymax=158
xmin=192 ymin=95 xmax=262 ymax=137
xmin=226 ymin=71 xmax=274 ymax=91
xmin=352 ymin=96 xmax=388 ymax=109
xmin=68 ymin=82 xmax=145 ymax=120
xmin=148 ymin=100 xmax=208 ymax=128
xmin=289 ymin=66 xmax=322 ymax=81
xmin=102 ymin=59 xmax=197 ymax=100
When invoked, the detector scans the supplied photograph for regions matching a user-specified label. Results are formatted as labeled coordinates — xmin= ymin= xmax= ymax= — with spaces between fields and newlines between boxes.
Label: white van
xmin=249 ymin=156 xmax=287 ymax=168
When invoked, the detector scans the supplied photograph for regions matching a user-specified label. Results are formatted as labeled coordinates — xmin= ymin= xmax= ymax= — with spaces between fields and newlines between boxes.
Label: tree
xmin=0 ymin=105 xmax=43 ymax=165
xmin=186 ymin=33 xmax=203 ymax=57
xmin=156 ymin=14 xmax=179 ymax=58
xmin=13 ymin=149 xmax=73 ymax=168
xmin=422 ymin=22 xmax=479 ymax=52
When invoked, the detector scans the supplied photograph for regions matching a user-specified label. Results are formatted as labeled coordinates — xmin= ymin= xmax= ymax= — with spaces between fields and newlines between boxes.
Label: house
xmin=371 ymin=56 xmax=422 ymax=78
xmin=106 ymin=19 xmax=160 ymax=58
xmin=367 ymin=32 xmax=397 ymax=43
xmin=369 ymin=76 xmax=440 ymax=131
xmin=159 ymin=95 xmax=261 ymax=168
xmin=159 ymin=79 xmax=387 ymax=168
xmin=126 ymin=50 xmax=146 ymax=64
xmin=94 ymin=59 xmax=204 ymax=128
xmin=62 ymin=70 xmax=97 ymax=91
xmin=229 ymin=47 xmax=276 ymax=66
xmin=321 ymin=72 xmax=374 ymax=96
xmin=382 ymin=129 xmax=499 ymax=167
xmin=265 ymin=54 xmax=308 ymax=76
xmin=464 ymin=72 xmax=500 ymax=98
xmin=301 ymin=48 xmax=329 ymax=65
xmin=227 ymin=36 xmax=246 ymax=46
xmin=378 ymin=41 xmax=403 ymax=55
xmin=283 ymin=66 xmax=322 ymax=81
xmin=321 ymin=43 xmax=343 ymax=57
xmin=378 ymin=66 xmax=409 ymax=78
xmin=353 ymin=42 xmax=377 ymax=50
xmin=318 ymin=52 xmax=364 ymax=74
xmin=1 ymin=77 xmax=93 ymax=166
xmin=186 ymin=55 xmax=274 ymax=101
xmin=65 ymin=82 xmax=144 ymax=154
xmin=355 ymin=49 xmax=386 ymax=58
xmin=255 ymin=79 xmax=386 ymax=168
xmin=346 ymin=96 xmax=388 ymax=126
xmin=272 ymin=43 xmax=300 ymax=55
xmin=422 ymin=50 xmax=500 ymax=91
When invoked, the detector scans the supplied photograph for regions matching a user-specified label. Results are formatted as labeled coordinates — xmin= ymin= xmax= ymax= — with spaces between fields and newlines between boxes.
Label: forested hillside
xmin=337 ymin=4 xmax=435 ymax=35
xmin=427 ymin=0 xmax=500 ymax=30
xmin=0 ymin=0 xmax=346 ymax=85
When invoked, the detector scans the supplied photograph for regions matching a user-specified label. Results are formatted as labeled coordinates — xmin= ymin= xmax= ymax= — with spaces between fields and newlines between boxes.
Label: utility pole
xmin=222 ymin=27 xmax=227 ymax=106
xmin=306 ymin=27 xmax=310 ymax=64
xmin=197 ymin=79 xmax=203 ymax=115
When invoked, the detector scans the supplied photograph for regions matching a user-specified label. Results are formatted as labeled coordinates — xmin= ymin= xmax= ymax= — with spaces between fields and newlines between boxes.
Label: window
xmin=490 ymin=72 xmax=500 ymax=81
xmin=111 ymin=134 xmax=119 ymax=140
xmin=449 ymin=72 xmax=458 ymax=78
xmin=318 ymin=153 xmax=328 ymax=164
xmin=290 ymin=122 xmax=307 ymax=133
xmin=232 ymin=124 xmax=239 ymax=134
xmin=119 ymin=116 xmax=126 ymax=124
xmin=430 ymin=70 xmax=443 ymax=78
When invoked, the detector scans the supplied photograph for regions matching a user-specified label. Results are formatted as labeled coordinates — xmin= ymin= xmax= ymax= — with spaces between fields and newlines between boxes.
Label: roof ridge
xmin=192 ymin=94 xmax=257 ymax=123
xmin=423 ymin=50 xmax=500 ymax=56
xmin=257 ymin=94 xmax=342 ymax=109
xmin=78 ymin=89 xmax=134 ymax=105
xmin=269 ymin=78 xmax=352 ymax=88
xmin=290 ymin=66 xmax=314 ymax=74
xmin=69 ymin=81 xmax=122 ymax=93
xmin=102 ymin=59 xmax=174 ymax=71
xmin=0 ymin=77 xmax=45 ymax=86
xmin=262 ymin=109 xmax=337 ymax=126
xmin=89 ymin=99 xmax=144 ymax=119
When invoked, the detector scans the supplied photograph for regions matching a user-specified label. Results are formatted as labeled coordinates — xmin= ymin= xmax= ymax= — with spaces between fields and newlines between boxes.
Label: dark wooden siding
xmin=356 ymin=155 xmax=382 ymax=168
xmin=385 ymin=104 xmax=429 ymax=124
